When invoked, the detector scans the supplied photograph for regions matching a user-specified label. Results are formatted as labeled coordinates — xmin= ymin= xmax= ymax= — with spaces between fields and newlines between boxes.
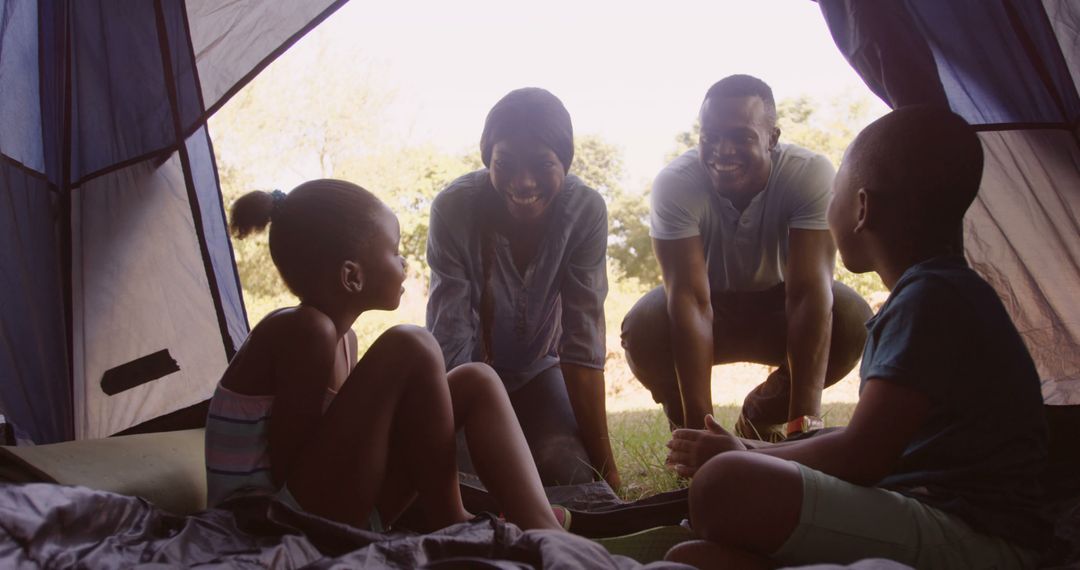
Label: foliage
xmin=777 ymin=94 xmax=877 ymax=168
xmin=574 ymin=135 xmax=660 ymax=289
xmin=666 ymin=120 xmax=700 ymax=163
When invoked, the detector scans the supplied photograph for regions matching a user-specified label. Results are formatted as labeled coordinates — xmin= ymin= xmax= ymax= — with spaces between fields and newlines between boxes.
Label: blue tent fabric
xmin=0 ymin=163 xmax=70 ymax=444
xmin=0 ymin=0 xmax=344 ymax=442
xmin=820 ymin=0 xmax=1080 ymax=405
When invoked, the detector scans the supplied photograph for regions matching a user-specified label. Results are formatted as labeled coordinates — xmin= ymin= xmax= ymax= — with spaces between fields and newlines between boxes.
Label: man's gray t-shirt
xmin=650 ymin=144 xmax=835 ymax=292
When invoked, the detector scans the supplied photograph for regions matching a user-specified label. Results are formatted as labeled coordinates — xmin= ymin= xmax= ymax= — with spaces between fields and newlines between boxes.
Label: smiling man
xmin=621 ymin=75 xmax=872 ymax=439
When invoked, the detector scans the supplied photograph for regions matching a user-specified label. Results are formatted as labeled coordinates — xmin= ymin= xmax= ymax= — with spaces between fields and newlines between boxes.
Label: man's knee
xmin=620 ymin=286 xmax=669 ymax=349
xmin=620 ymin=286 xmax=676 ymax=389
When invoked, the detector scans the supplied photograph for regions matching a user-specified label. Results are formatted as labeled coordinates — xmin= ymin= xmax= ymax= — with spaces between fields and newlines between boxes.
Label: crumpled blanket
xmin=0 ymin=483 xmax=690 ymax=569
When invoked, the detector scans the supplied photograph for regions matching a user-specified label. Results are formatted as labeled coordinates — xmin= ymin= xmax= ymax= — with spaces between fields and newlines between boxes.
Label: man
xmin=621 ymin=75 xmax=871 ymax=439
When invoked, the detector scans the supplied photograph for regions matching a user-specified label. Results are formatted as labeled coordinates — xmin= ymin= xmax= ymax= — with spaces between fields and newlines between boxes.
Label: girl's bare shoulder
xmin=249 ymin=306 xmax=337 ymax=347
xmin=220 ymin=307 xmax=337 ymax=395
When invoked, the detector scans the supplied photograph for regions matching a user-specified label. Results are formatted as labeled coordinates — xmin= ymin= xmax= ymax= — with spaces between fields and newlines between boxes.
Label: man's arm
xmin=655 ymin=236 xmax=713 ymax=429
xmin=562 ymin=363 xmax=620 ymax=489
xmin=784 ymin=229 xmax=836 ymax=421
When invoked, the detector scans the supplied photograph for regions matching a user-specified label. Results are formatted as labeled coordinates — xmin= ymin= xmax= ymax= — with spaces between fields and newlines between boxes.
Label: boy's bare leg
xmin=288 ymin=325 xmax=469 ymax=530
xmin=686 ymin=452 xmax=802 ymax=562
xmin=448 ymin=363 xmax=563 ymax=531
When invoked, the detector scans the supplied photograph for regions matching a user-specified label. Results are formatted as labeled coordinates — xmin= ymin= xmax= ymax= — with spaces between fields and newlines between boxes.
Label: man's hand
xmin=665 ymin=414 xmax=747 ymax=477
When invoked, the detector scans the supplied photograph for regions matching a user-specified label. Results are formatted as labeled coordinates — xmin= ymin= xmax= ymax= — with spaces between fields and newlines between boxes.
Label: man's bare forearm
xmin=669 ymin=294 xmax=714 ymax=429
xmin=785 ymin=288 xmax=832 ymax=420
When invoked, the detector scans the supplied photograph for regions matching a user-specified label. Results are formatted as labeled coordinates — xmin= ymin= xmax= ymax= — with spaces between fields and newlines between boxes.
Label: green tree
xmin=336 ymin=146 xmax=476 ymax=285
xmin=573 ymin=135 xmax=661 ymax=288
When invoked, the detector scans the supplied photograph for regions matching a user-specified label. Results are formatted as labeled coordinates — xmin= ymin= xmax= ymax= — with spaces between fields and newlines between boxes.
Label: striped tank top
xmin=204 ymin=384 xmax=334 ymax=507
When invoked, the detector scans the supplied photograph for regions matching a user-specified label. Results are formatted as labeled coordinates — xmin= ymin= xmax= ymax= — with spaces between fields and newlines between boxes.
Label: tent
xmin=0 ymin=0 xmax=347 ymax=443
xmin=1 ymin=0 xmax=1078 ymax=445
xmin=818 ymin=0 xmax=1079 ymax=408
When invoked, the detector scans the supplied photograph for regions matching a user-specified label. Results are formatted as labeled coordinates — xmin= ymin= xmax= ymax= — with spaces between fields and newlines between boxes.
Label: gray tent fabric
xmin=820 ymin=0 xmax=1080 ymax=406
xmin=0 ymin=483 xmax=691 ymax=569
xmin=0 ymin=0 xmax=346 ymax=442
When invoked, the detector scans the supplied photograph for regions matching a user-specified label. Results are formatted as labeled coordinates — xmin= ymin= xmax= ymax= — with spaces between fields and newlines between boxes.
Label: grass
xmin=607 ymin=403 xmax=857 ymax=501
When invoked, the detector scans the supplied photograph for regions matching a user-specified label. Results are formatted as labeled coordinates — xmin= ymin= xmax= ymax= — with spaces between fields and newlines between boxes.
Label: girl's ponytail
xmin=230 ymin=190 xmax=285 ymax=238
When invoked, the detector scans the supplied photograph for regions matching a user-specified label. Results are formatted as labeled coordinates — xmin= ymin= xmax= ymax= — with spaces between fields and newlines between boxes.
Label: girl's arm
xmin=560 ymin=193 xmax=619 ymax=488
xmin=267 ymin=310 xmax=339 ymax=486
xmin=426 ymin=205 xmax=477 ymax=369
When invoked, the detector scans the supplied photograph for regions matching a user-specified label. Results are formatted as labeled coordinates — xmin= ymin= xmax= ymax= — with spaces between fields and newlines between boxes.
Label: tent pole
xmin=153 ymin=0 xmax=237 ymax=361
xmin=59 ymin=0 xmax=75 ymax=441
xmin=1003 ymin=0 xmax=1080 ymax=148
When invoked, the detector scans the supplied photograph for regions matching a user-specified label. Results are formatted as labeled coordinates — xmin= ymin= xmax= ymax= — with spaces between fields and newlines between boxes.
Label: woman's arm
xmin=426 ymin=205 xmax=478 ymax=369
xmin=559 ymin=193 xmax=619 ymax=488
xmin=563 ymin=363 xmax=620 ymax=489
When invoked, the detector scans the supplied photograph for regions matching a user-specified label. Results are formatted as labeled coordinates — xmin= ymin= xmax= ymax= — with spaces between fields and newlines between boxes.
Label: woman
xmin=426 ymin=88 xmax=619 ymax=489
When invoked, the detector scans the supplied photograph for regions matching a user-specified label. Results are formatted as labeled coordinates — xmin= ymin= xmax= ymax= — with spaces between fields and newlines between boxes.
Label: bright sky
xmin=275 ymin=0 xmax=885 ymax=188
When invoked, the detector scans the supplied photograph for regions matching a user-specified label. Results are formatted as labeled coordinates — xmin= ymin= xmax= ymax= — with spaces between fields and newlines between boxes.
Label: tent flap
xmin=821 ymin=0 xmax=1080 ymax=404
xmin=0 ymin=0 xmax=345 ymax=441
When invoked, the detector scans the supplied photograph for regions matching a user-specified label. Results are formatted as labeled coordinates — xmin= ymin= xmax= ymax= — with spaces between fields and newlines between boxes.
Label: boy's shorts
xmin=772 ymin=463 xmax=1039 ymax=569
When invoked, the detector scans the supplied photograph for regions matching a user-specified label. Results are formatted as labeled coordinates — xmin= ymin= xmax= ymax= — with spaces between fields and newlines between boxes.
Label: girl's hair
xmin=229 ymin=179 xmax=385 ymax=298
xmin=476 ymin=87 xmax=575 ymax=364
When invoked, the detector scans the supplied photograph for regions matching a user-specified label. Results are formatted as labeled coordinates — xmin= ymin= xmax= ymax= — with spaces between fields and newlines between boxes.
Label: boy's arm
xmin=753 ymin=379 xmax=930 ymax=485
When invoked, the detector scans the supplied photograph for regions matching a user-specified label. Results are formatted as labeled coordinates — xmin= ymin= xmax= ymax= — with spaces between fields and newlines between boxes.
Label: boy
xmin=664 ymin=106 xmax=1048 ymax=569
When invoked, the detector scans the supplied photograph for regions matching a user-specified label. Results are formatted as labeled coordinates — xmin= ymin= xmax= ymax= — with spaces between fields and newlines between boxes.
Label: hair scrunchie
xmin=269 ymin=189 xmax=287 ymax=220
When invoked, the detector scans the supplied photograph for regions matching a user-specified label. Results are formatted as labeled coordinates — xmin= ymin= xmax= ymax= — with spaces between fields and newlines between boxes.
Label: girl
xmin=205 ymin=179 xmax=563 ymax=532
xmin=426 ymin=88 xmax=620 ymax=489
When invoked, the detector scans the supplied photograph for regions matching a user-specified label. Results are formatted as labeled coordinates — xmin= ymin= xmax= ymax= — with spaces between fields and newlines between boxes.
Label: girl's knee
xmin=379 ymin=324 xmax=443 ymax=364
xmin=448 ymin=363 xmax=506 ymax=403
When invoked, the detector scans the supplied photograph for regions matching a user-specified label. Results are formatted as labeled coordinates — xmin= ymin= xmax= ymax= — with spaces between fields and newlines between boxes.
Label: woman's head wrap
xmin=480 ymin=87 xmax=574 ymax=173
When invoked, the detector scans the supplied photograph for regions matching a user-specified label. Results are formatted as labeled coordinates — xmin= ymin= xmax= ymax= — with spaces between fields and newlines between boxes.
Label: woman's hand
xmin=665 ymin=414 xmax=747 ymax=478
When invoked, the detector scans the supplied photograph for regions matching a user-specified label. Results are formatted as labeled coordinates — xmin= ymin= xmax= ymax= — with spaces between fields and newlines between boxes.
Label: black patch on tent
xmin=101 ymin=350 xmax=179 ymax=396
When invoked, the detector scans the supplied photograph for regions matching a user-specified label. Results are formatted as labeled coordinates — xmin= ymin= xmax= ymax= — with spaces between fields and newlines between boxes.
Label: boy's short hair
xmin=848 ymin=105 xmax=984 ymax=239
xmin=702 ymin=74 xmax=777 ymax=126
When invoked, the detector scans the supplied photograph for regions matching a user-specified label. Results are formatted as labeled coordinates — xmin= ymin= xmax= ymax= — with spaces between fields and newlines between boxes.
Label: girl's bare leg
xmin=287 ymin=325 xmax=468 ymax=530
xmin=447 ymin=363 xmax=563 ymax=531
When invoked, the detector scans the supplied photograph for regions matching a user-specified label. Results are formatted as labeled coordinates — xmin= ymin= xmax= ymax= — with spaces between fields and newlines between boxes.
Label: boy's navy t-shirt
xmin=860 ymin=256 xmax=1048 ymax=549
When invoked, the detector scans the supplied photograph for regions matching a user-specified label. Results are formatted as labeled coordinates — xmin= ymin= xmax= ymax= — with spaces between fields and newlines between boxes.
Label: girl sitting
xmin=205 ymin=179 xmax=564 ymax=532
